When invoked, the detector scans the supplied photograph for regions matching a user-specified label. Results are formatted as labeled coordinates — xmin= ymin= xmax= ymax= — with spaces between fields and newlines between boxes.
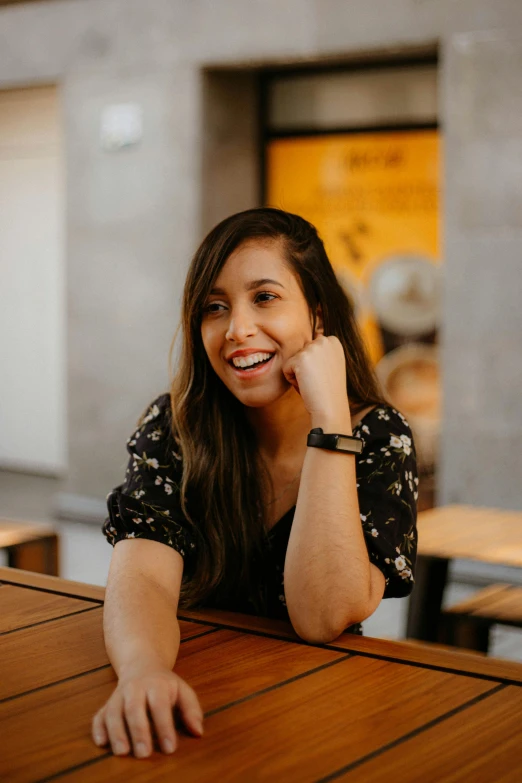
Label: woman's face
xmin=200 ymin=239 xmax=318 ymax=408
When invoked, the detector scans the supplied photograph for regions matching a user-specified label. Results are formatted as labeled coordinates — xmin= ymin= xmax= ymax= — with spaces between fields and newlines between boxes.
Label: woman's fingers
xmin=281 ymin=359 xmax=300 ymax=392
xmin=104 ymin=695 xmax=131 ymax=756
xmin=146 ymin=687 xmax=178 ymax=754
xmin=91 ymin=673 xmax=202 ymax=758
xmin=123 ymin=689 xmax=154 ymax=758
xmin=176 ymin=677 xmax=205 ymax=737
xmin=91 ymin=708 xmax=108 ymax=747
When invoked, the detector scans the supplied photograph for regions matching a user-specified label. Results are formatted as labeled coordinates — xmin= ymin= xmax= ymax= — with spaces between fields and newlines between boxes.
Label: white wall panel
xmin=0 ymin=86 xmax=66 ymax=473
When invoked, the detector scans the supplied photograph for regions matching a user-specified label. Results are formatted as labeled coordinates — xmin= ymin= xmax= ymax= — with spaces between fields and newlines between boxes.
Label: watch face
xmin=336 ymin=435 xmax=363 ymax=453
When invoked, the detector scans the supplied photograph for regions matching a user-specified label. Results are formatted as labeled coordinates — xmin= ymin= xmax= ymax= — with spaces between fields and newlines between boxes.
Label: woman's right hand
xmin=91 ymin=665 xmax=204 ymax=758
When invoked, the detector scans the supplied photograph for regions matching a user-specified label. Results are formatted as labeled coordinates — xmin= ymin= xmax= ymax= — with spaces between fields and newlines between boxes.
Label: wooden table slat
xmin=0 ymin=629 xmax=343 ymax=783
xmin=0 ymin=609 xmax=218 ymax=703
xmin=54 ymin=657 xmax=494 ymax=783
xmin=2 ymin=567 xmax=522 ymax=782
xmin=328 ymin=632 xmax=522 ymax=684
xmin=0 ymin=668 xmax=115 ymax=783
xmin=178 ymin=619 xmax=218 ymax=642
xmin=0 ymin=584 xmax=95 ymax=634
xmin=175 ymin=628 xmax=345 ymax=714
xmin=0 ymin=566 xmax=105 ymax=602
xmin=0 ymin=609 xmax=108 ymax=702
xmin=336 ymin=685 xmax=522 ymax=782
xmin=179 ymin=608 xmax=299 ymax=640
xmin=182 ymin=608 xmax=522 ymax=685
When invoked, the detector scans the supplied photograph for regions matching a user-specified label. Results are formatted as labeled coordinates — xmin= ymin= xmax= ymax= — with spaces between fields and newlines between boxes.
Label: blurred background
xmin=1 ymin=0 xmax=522 ymax=656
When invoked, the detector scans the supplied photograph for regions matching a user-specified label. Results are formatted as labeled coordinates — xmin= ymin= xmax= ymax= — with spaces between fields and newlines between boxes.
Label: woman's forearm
xmin=284 ymin=413 xmax=383 ymax=643
xmin=103 ymin=571 xmax=181 ymax=679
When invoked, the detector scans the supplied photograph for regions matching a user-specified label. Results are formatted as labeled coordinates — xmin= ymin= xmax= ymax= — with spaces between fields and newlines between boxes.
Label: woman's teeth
xmin=232 ymin=352 xmax=273 ymax=369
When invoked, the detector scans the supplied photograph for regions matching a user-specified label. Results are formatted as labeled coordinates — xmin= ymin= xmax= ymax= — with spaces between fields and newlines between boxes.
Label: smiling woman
xmin=97 ymin=208 xmax=418 ymax=759
xmin=200 ymin=242 xmax=319 ymax=409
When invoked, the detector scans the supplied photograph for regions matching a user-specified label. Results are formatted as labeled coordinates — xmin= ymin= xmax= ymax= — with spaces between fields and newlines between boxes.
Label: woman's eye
xmin=255 ymin=292 xmax=277 ymax=304
xmin=204 ymin=302 xmax=226 ymax=314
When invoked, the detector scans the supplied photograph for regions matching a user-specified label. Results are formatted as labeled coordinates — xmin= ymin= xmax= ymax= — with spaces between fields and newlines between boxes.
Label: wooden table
xmin=1 ymin=566 xmax=522 ymax=782
xmin=0 ymin=518 xmax=59 ymax=575
xmin=407 ymin=504 xmax=522 ymax=642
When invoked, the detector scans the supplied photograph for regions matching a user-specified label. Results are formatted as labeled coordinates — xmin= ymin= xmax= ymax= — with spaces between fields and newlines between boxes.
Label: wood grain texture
xmin=0 ymin=613 xmax=213 ymax=703
xmin=0 ymin=609 xmax=108 ymax=701
xmin=0 ymin=566 xmax=105 ymax=602
xmin=0 ymin=584 xmax=95 ymax=633
xmin=336 ymin=685 xmax=522 ymax=783
xmin=328 ymin=632 xmax=522 ymax=683
xmin=417 ymin=505 xmax=522 ymax=565
xmin=175 ymin=628 xmax=345 ymax=713
xmin=57 ymin=657 xmax=493 ymax=782
xmin=186 ymin=608 xmax=522 ymax=684
xmin=3 ymin=571 xmax=522 ymax=783
xmin=0 ymin=667 xmax=115 ymax=783
xmin=0 ymin=629 xmax=343 ymax=783
xmin=177 ymin=620 xmax=217 ymax=641
xmin=445 ymin=584 xmax=522 ymax=624
xmin=179 ymin=608 xmax=299 ymax=640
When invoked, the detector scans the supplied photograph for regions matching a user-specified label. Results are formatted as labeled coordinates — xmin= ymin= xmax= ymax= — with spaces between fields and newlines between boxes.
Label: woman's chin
xmin=232 ymin=380 xmax=291 ymax=409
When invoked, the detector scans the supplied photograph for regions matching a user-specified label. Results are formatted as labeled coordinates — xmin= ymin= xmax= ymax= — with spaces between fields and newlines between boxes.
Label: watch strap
xmin=307 ymin=427 xmax=363 ymax=455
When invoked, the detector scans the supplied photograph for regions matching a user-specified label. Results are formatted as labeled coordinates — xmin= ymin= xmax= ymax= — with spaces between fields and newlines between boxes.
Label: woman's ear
xmin=314 ymin=305 xmax=324 ymax=337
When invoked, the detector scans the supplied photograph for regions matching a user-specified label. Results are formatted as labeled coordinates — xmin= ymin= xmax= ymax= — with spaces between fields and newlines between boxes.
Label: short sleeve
xmin=102 ymin=394 xmax=196 ymax=567
xmin=355 ymin=406 xmax=418 ymax=598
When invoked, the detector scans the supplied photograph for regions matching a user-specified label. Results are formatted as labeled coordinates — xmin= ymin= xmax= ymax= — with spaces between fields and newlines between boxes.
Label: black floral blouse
xmin=103 ymin=394 xmax=418 ymax=633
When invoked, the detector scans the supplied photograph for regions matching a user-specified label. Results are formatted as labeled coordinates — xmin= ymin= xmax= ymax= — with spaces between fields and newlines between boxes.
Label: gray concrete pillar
xmin=57 ymin=65 xmax=202 ymax=518
xmin=439 ymin=31 xmax=522 ymax=509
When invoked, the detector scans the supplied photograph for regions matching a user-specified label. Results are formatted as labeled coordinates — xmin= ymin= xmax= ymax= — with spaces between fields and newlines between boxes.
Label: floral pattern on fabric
xmin=103 ymin=394 xmax=196 ymax=569
xmin=353 ymin=406 xmax=418 ymax=598
xmin=103 ymin=394 xmax=417 ymax=621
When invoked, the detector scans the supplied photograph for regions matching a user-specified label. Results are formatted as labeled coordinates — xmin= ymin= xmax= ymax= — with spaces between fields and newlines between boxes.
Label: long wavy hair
xmin=170 ymin=207 xmax=386 ymax=611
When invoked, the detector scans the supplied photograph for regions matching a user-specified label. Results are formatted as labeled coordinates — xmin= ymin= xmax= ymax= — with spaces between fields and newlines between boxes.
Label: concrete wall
xmin=1 ymin=0 xmax=522 ymax=515
xmin=201 ymin=71 xmax=260 ymax=234
xmin=439 ymin=30 xmax=522 ymax=509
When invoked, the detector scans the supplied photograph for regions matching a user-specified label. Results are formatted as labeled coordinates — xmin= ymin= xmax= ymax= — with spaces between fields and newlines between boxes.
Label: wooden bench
xmin=0 ymin=519 xmax=59 ymax=576
xmin=441 ymin=584 xmax=522 ymax=653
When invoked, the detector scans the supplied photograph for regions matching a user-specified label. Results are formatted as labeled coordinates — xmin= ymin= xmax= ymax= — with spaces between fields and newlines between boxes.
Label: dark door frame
xmin=259 ymin=53 xmax=439 ymax=204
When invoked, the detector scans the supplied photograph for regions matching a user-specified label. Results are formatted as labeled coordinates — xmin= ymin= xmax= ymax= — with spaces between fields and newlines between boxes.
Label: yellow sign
xmin=266 ymin=130 xmax=440 ymax=363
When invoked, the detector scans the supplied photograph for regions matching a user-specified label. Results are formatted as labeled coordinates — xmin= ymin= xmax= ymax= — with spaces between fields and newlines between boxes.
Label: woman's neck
xmin=246 ymin=388 xmax=311 ymax=463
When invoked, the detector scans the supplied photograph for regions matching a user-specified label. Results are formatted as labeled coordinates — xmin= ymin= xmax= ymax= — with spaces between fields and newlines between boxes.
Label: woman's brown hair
xmin=170 ymin=207 xmax=386 ymax=611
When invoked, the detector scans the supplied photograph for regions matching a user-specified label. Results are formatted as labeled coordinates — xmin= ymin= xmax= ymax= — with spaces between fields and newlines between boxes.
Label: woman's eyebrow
xmin=247 ymin=278 xmax=285 ymax=291
xmin=209 ymin=278 xmax=285 ymax=295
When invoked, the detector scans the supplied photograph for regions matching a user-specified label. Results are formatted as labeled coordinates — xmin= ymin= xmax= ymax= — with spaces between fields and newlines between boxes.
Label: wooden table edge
xmin=0 ymin=566 xmax=105 ymax=602
xmin=179 ymin=609 xmax=522 ymax=685
xmin=4 ymin=569 xmax=522 ymax=685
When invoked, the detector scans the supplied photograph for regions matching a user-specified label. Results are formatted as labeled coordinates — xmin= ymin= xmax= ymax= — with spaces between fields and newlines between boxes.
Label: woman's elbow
xmin=294 ymin=623 xmax=342 ymax=645
xmin=290 ymin=605 xmax=369 ymax=645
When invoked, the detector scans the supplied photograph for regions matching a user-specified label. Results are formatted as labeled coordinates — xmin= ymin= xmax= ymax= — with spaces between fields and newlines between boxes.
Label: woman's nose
xmin=225 ymin=308 xmax=258 ymax=343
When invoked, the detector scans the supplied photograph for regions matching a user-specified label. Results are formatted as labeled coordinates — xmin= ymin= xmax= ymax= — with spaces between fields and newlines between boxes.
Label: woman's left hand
xmin=282 ymin=335 xmax=351 ymax=427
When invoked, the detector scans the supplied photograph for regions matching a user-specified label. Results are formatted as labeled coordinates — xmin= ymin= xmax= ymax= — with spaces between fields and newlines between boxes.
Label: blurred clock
xmin=368 ymin=255 xmax=441 ymax=338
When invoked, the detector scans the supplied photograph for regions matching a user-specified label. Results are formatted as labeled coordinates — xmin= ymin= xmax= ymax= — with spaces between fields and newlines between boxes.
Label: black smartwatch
xmin=307 ymin=427 xmax=363 ymax=455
